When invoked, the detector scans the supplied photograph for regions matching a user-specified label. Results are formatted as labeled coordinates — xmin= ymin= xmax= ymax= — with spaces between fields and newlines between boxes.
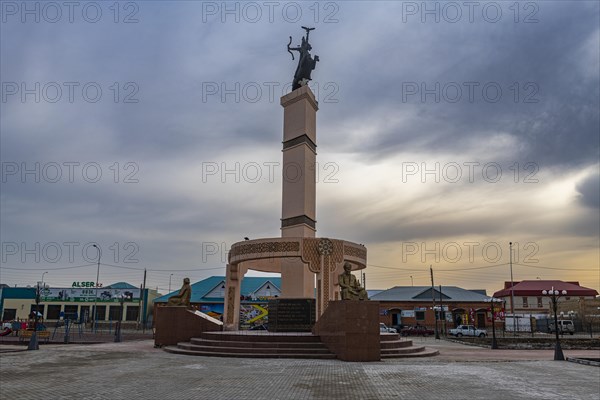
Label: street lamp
xmin=509 ymin=241 xmax=516 ymax=336
xmin=169 ymin=273 xmax=174 ymax=293
xmin=92 ymin=244 xmax=101 ymax=331
xmin=485 ymin=297 xmax=502 ymax=349
xmin=114 ymin=292 xmax=133 ymax=343
xmin=542 ymin=287 xmax=567 ymax=361
xmin=41 ymin=271 xmax=48 ymax=285
xmin=410 ymin=276 xmax=414 ymax=287
xmin=28 ymin=281 xmax=48 ymax=351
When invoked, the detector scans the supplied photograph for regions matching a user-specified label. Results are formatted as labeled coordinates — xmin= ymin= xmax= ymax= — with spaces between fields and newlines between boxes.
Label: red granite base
xmin=312 ymin=301 xmax=381 ymax=361
xmin=154 ymin=307 xmax=222 ymax=347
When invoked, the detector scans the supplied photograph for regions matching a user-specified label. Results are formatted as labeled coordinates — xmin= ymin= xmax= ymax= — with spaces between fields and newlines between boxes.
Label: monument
xmin=166 ymin=278 xmax=192 ymax=307
xmin=339 ymin=262 xmax=369 ymax=301
xmin=223 ymin=28 xmax=369 ymax=331
xmin=161 ymin=29 xmax=437 ymax=361
xmin=287 ymin=26 xmax=320 ymax=90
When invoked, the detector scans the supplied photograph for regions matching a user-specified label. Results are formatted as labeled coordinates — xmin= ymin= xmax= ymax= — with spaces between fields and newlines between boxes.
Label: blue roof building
xmin=154 ymin=276 xmax=281 ymax=329
xmin=154 ymin=276 xmax=282 ymax=304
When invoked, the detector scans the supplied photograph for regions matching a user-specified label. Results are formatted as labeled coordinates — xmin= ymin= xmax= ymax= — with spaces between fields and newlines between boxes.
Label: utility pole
xmin=430 ymin=265 xmax=439 ymax=339
xmin=141 ymin=269 xmax=147 ymax=333
xmin=137 ymin=283 xmax=143 ymax=330
xmin=362 ymin=271 xmax=366 ymax=290
xmin=439 ymin=284 xmax=445 ymax=336
xmin=92 ymin=244 xmax=101 ymax=332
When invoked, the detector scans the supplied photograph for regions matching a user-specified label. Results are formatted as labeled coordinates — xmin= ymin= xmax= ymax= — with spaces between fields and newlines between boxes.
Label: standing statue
xmin=167 ymin=277 xmax=192 ymax=307
xmin=338 ymin=262 xmax=369 ymax=301
xmin=287 ymin=26 xmax=320 ymax=91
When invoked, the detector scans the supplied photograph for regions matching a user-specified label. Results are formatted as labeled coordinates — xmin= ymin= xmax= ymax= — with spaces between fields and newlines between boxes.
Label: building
xmin=491 ymin=280 xmax=599 ymax=331
xmin=0 ymin=282 xmax=160 ymax=325
xmin=0 ymin=286 xmax=36 ymax=321
xmin=371 ymin=286 xmax=500 ymax=331
xmin=493 ymin=280 xmax=598 ymax=318
xmin=154 ymin=276 xmax=281 ymax=329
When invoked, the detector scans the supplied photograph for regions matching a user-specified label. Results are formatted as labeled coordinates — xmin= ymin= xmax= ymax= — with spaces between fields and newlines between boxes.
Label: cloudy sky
xmin=1 ymin=1 xmax=598 ymax=295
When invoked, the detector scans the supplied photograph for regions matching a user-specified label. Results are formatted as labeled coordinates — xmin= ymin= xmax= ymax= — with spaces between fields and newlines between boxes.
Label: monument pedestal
xmin=154 ymin=306 xmax=221 ymax=347
xmin=312 ymin=300 xmax=380 ymax=361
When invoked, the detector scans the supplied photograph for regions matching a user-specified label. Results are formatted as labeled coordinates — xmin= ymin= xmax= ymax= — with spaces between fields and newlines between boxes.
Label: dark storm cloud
xmin=324 ymin=2 xmax=600 ymax=169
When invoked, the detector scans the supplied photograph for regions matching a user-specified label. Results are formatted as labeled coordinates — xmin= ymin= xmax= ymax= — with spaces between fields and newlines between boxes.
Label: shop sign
xmin=72 ymin=281 xmax=102 ymax=288
xmin=41 ymin=287 xmax=140 ymax=303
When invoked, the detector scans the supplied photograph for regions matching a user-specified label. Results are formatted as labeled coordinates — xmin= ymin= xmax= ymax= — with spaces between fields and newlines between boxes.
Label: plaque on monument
xmin=268 ymin=298 xmax=316 ymax=332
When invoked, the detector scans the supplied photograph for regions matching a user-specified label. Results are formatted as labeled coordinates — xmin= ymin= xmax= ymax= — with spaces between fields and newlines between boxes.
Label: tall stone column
xmin=280 ymin=86 xmax=318 ymax=298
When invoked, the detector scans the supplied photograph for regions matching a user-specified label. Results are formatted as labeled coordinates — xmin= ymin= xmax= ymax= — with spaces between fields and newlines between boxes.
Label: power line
xmin=513 ymin=263 xmax=598 ymax=271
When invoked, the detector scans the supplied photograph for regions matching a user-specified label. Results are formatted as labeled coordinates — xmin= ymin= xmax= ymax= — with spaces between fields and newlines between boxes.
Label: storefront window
xmin=126 ymin=306 xmax=139 ymax=321
xmin=47 ymin=305 xmax=61 ymax=319
xmin=2 ymin=309 xmax=16 ymax=320
xmin=64 ymin=305 xmax=78 ymax=319
xmin=109 ymin=306 xmax=121 ymax=321
xmin=93 ymin=306 xmax=106 ymax=321
xmin=415 ymin=311 xmax=425 ymax=321
xmin=29 ymin=304 xmax=45 ymax=318
xmin=80 ymin=306 xmax=90 ymax=322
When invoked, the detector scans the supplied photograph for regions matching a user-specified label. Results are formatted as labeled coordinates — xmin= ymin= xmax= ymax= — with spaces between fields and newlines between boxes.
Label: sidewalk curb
xmin=566 ymin=357 xmax=600 ymax=367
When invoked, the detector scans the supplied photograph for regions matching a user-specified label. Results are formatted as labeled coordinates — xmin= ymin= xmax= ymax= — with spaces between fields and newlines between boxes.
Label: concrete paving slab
xmin=1 ymin=339 xmax=599 ymax=400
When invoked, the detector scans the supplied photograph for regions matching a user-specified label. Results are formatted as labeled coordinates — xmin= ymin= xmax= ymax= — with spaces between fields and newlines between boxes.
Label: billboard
xmin=41 ymin=287 xmax=141 ymax=303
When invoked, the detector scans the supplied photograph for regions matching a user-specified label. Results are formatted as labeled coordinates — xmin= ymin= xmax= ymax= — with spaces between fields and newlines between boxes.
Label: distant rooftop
xmin=371 ymin=286 xmax=492 ymax=302
xmin=154 ymin=276 xmax=282 ymax=303
xmin=106 ymin=282 xmax=138 ymax=289
xmin=494 ymin=280 xmax=598 ymax=297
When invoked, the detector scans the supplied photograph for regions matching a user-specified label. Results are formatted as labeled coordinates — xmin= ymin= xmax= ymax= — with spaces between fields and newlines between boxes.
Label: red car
xmin=400 ymin=325 xmax=435 ymax=337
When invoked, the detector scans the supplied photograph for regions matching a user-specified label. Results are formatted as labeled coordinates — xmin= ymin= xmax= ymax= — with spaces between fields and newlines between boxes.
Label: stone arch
xmin=223 ymin=237 xmax=367 ymax=330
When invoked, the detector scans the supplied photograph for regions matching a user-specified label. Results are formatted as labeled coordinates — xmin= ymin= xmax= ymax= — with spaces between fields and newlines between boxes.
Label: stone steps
xmin=179 ymin=342 xmax=332 ymax=355
xmin=380 ymin=339 xmax=413 ymax=349
xmin=190 ymin=338 xmax=329 ymax=349
xmin=164 ymin=331 xmax=438 ymax=360
xmin=164 ymin=346 xmax=337 ymax=359
xmin=200 ymin=331 xmax=321 ymax=343
xmin=381 ymin=347 xmax=440 ymax=359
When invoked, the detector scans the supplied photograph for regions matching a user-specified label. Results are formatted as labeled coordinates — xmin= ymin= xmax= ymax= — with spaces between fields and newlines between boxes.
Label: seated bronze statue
xmin=167 ymin=277 xmax=191 ymax=307
xmin=338 ymin=262 xmax=369 ymax=301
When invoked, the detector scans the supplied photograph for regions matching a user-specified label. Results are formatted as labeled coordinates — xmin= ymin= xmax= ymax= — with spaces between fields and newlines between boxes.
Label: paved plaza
xmin=1 ymin=338 xmax=598 ymax=400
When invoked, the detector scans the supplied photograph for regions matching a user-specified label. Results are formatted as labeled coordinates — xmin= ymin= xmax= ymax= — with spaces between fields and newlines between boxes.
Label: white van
xmin=549 ymin=320 xmax=575 ymax=335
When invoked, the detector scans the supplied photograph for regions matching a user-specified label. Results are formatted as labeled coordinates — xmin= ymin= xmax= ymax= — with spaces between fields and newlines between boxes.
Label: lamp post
xmin=41 ymin=271 xmax=48 ymax=285
xmin=115 ymin=294 xmax=125 ymax=342
xmin=542 ymin=287 xmax=567 ymax=361
xmin=92 ymin=244 xmax=101 ymax=331
xmin=410 ymin=276 xmax=414 ymax=287
xmin=509 ymin=241 xmax=516 ymax=336
xmin=115 ymin=292 xmax=132 ymax=342
xmin=486 ymin=297 xmax=501 ymax=349
xmin=28 ymin=281 xmax=48 ymax=351
xmin=169 ymin=273 xmax=174 ymax=293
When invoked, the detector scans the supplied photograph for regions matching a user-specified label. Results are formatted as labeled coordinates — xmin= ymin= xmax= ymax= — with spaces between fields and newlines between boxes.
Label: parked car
xmin=380 ymin=323 xmax=397 ymax=333
xmin=449 ymin=325 xmax=487 ymax=338
xmin=401 ymin=325 xmax=435 ymax=337
xmin=549 ymin=320 xmax=574 ymax=335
